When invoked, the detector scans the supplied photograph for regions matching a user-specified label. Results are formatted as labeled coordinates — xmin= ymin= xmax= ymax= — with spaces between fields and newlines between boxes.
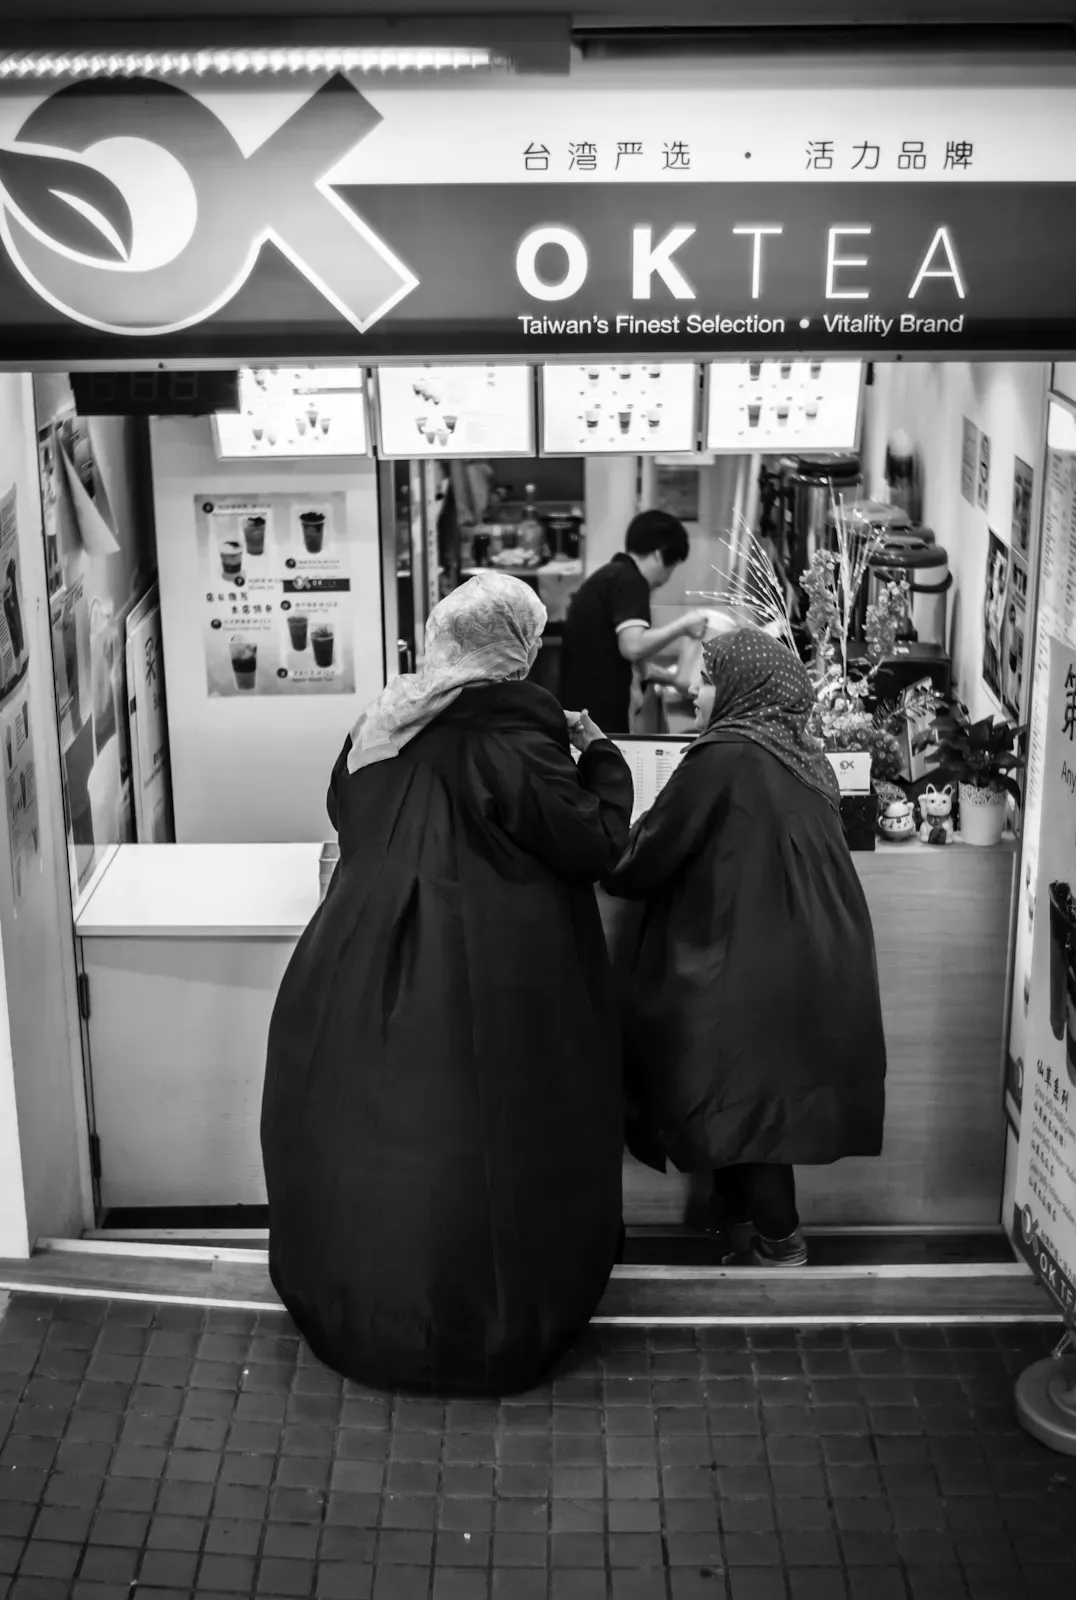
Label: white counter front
xmin=76 ymin=844 xmax=322 ymax=939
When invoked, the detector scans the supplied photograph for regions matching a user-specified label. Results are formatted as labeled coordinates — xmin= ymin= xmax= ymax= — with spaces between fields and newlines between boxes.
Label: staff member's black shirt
xmin=559 ymin=553 xmax=651 ymax=734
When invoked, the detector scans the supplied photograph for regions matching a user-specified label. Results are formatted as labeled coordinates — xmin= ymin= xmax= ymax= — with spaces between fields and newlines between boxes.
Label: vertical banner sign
xmin=1009 ymin=409 xmax=1076 ymax=1124
xmin=1012 ymin=637 xmax=1076 ymax=1327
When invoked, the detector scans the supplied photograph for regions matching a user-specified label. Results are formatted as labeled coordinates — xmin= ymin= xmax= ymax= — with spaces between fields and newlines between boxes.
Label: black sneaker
xmin=749 ymin=1227 xmax=809 ymax=1268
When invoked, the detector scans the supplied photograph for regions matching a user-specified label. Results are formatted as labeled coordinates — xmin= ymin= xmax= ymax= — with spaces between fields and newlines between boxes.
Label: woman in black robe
xmin=604 ymin=626 xmax=886 ymax=1266
xmin=262 ymin=573 xmax=633 ymax=1396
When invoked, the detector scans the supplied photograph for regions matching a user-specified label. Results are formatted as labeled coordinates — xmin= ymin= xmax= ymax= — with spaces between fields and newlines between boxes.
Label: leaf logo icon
xmin=0 ymin=147 xmax=134 ymax=264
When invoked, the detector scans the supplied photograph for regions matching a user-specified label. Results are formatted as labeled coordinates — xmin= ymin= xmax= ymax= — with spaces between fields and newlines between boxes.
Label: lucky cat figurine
xmin=919 ymin=782 xmax=955 ymax=845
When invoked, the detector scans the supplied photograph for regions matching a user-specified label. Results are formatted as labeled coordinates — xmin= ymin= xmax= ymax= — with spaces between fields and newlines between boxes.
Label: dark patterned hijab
xmin=694 ymin=626 xmax=840 ymax=812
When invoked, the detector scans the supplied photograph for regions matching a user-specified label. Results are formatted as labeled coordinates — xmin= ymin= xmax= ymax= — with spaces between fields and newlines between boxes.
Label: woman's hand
xmin=565 ymin=710 xmax=607 ymax=753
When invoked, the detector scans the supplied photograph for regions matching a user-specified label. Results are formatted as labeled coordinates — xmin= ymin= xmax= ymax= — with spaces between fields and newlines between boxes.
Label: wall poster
xmin=0 ymin=487 xmax=29 ymax=700
xmin=977 ymin=431 xmax=992 ymax=510
xmin=655 ymin=466 xmax=700 ymax=523
xmin=195 ymin=493 xmax=355 ymax=698
xmin=1002 ymin=553 xmax=1030 ymax=722
xmin=982 ymin=529 xmax=1009 ymax=704
xmin=1012 ymin=637 xmax=1076 ymax=1329
xmin=1013 ymin=457 xmax=1035 ymax=557
xmin=125 ymin=585 xmax=174 ymax=845
xmin=961 ymin=418 xmax=979 ymax=506
xmin=0 ymin=687 xmax=40 ymax=913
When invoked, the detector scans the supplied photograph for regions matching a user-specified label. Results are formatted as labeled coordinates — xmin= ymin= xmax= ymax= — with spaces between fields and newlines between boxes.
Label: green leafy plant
xmin=931 ymin=703 xmax=1027 ymax=802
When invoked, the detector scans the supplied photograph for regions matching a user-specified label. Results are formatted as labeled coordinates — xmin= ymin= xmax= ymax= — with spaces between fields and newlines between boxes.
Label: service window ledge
xmin=74 ymin=843 xmax=323 ymax=940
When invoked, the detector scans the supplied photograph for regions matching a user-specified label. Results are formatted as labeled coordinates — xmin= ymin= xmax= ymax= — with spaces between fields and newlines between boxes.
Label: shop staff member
xmin=559 ymin=510 xmax=709 ymax=734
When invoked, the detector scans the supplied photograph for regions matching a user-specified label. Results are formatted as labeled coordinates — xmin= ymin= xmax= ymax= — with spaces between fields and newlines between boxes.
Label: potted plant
xmin=931 ymin=703 xmax=1026 ymax=846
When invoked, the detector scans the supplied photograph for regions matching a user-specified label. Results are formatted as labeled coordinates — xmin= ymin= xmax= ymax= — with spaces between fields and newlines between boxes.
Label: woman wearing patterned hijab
xmin=263 ymin=573 xmax=633 ymax=1394
xmin=604 ymin=625 xmax=886 ymax=1266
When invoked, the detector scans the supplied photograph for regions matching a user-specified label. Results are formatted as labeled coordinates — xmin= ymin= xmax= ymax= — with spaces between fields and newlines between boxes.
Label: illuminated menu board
xmin=706 ymin=360 xmax=862 ymax=452
xmin=541 ymin=363 xmax=698 ymax=455
xmin=213 ymin=368 xmax=369 ymax=459
xmin=376 ymin=365 xmax=534 ymax=458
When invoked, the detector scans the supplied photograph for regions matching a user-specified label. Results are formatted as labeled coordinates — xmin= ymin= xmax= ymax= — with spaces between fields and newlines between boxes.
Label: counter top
xmin=75 ymin=844 xmax=322 ymax=939
xmin=74 ymin=835 xmax=1016 ymax=941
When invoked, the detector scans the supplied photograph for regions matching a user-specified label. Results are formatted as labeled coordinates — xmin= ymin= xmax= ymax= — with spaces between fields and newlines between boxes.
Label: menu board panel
xmin=376 ymin=365 xmax=534 ymax=458
xmin=612 ymin=736 xmax=693 ymax=824
xmin=213 ymin=368 xmax=369 ymax=460
xmin=706 ymin=360 xmax=862 ymax=453
xmin=541 ymin=363 xmax=697 ymax=455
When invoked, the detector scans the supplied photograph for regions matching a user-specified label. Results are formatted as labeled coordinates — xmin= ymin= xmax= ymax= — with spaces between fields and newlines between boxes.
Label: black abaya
xmin=261 ymin=681 xmax=633 ymax=1397
xmin=604 ymin=739 xmax=886 ymax=1175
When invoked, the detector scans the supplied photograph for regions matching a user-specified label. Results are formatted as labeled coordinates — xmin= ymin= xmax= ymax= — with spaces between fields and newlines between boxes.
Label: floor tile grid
xmin=1 ymin=1298 xmax=1074 ymax=1600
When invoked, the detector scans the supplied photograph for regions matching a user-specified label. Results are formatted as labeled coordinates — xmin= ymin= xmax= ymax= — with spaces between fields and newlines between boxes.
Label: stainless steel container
xmin=319 ymin=842 xmax=339 ymax=904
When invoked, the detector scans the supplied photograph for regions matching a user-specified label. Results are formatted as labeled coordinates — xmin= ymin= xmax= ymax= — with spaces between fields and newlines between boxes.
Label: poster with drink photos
xmin=1012 ymin=637 xmax=1076 ymax=1328
xmin=376 ymin=365 xmax=534 ymax=458
xmin=195 ymin=492 xmax=355 ymax=698
xmin=705 ymin=360 xmax=862 ymax=453
xmin=541 ymin=363 xmax=697 ymax=455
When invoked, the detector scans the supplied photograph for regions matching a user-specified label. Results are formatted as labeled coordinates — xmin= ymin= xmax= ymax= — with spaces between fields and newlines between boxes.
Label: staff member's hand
xmin=565 ymin=709 xmax=606 ymax=753
xmin=680 ymin=609 xmax=711 ymax=641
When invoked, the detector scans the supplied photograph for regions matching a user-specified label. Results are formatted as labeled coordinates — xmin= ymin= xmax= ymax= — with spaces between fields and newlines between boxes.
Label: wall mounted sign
xmin=540 ymin=362 xmax=696 ymax=455
xmin=376 ymin=364 xmax=533 ymax=458
xmin=213 ymin=368 xmax=369 ymax=461
xmin=1 ymin=74 xmax=1076 ymax=359
xmin=705 ymin=359 xmax=861 ymax=452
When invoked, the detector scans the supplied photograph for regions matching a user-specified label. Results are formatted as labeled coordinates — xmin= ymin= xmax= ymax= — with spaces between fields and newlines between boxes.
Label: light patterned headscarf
xmin=347 ymin=571 xmax=547 ymax=772
xmin=695 ymin=626 xmax=840 ymax=812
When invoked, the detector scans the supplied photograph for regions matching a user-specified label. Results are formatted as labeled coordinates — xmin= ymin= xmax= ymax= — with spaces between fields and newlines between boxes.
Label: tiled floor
xmin=1 ymin=1293 xmax=1074 ymax=1600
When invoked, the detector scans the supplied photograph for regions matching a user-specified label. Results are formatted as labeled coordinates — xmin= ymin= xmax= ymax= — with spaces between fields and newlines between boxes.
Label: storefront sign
xmin=1 ymin=74 xmax=1076 ymax=359
xmin=1012 ymin=637 xmax=1076 ymax=1330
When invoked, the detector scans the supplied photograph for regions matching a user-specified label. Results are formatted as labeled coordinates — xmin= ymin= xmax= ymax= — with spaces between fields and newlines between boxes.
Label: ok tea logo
xmin=0 ymin=75 xmax=418 ymax=335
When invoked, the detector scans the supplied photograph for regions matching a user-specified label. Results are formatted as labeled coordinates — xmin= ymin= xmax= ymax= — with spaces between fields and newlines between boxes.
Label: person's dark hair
xmin=625 ymin=509 xmax=689 ymax=567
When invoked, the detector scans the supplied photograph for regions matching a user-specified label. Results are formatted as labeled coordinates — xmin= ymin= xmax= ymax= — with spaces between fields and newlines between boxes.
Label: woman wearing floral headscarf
xmin=604 ymin=625 xmax=886 ymax=1267
xmin=262 ymin=573 xmax=633 ymax=1395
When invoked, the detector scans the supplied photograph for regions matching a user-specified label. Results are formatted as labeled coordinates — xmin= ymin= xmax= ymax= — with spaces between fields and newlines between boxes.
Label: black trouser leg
xmin=712 ymin=1163 xmax=799 ymax=1240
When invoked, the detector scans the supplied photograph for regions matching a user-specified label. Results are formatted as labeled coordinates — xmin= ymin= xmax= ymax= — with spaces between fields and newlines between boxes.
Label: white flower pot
xmin=958 ymin=783 xmax=1007 ymax=846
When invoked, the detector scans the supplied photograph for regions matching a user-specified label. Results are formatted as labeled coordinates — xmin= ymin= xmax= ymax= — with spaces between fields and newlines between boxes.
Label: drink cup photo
xmin=320 ymin=417 xmax=331 ymax=436
xmin=229 ymin=635 xmax=257 ymax=692
xmin=777 ymin=405 xmax=790 ymax=426
xmin=585 ymin=408 xmax=599 ymax=430
xmin=296 ymin=416 xmax=307 ymax=436
xmin=444 ymin=415 xmax=458 ymax=434
xmin=748 ymin=403 xmax=762 ymax=428
xmin=300 ymin=511 xmax=326 ymax=554
xmin=647 ymin=409 xmax=661 ymax=429
xmin=311 ymin=624 xmax=335 ymax=669
xmin=749 ymin=362 xmax=762 ymax=381
xmin=243 ymin=515 xmax=266 ymax=557
xmin=220 ymin=539 xmax=243 ymax=581
xmin=287 ymin=612 xmax=310 ymax=652
xmin=618 ymin=409 xmax=632 ymax=434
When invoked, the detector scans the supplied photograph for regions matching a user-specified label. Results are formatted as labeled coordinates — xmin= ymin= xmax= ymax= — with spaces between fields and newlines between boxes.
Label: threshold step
xmin=0 ymin=1241 xmax=1059 ymax=1325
